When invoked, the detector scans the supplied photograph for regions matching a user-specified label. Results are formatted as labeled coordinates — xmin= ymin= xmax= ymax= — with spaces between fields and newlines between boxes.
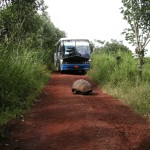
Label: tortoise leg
xmin=84 ymin=90 xmax=92 ymax=95
xmin=72 ymin=89 xmax=78 ymax=94
xmin=88 ymin=90 xmax=92 ymax=95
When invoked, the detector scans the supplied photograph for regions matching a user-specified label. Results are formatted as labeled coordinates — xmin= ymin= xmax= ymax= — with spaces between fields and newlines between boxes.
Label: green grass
xmin=88 ymin=51 xmax=150 ymax=117
xmin=102 ymin=82 xmax=150 ymax=116
xmin=88 ymin=52 xmax=116 ymax=84
xmin=0 ymin=47 xmax=50 ymax=135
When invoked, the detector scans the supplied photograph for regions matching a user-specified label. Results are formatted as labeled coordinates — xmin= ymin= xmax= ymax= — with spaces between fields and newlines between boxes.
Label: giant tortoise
xmin=72 ymin=79 xmax=93 ymax=95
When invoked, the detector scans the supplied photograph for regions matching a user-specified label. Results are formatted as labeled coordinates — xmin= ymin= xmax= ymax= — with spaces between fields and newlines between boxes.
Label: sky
xmin=44 ymin=0 xmax=150 ymax=56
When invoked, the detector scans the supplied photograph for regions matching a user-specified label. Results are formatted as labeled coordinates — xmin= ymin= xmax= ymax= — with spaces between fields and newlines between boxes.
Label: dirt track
xmin=1 ymin=72 xmax=150 ymax=150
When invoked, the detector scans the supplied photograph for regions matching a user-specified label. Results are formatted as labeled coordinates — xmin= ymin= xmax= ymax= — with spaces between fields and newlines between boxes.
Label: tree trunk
xmin=137 ymin=48 xmax=144 ymax=81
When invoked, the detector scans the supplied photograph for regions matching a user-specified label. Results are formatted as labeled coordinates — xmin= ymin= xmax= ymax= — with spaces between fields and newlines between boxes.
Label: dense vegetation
xmin=121 ymin=0 xmax=150 ymax=79
xmin=0 ymin=0 xmax=149 ymax=139
xmin=90 ymin=0 xmax=150 ymax=118
xmin=88 ymin=41 xmax=150 ymax=116
xmin=0 ymin=0 xmax=65 ymax=135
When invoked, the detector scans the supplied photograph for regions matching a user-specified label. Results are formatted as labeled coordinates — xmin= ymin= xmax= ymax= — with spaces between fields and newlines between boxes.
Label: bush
xmin=88 ymin=51 xmax=136 ymax=84
xmin=88 ymin=50 xmax=150 ymax=116
xmin=0 ymin=47 xmax=49 ymax=113
xmin=88 ymin=52 xmax=115 ymax=84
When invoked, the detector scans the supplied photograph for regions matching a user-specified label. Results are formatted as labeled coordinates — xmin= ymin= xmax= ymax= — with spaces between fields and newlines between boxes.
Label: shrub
xmin=88 ymin=50 xmax=150 ymax=116
xmin=0 ymin=47 xmax=49 ymax=112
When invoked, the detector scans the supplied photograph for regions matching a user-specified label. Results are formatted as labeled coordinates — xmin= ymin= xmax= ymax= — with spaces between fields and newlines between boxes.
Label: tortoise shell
xmin=72 ymin=79 xmax=92 ymax=94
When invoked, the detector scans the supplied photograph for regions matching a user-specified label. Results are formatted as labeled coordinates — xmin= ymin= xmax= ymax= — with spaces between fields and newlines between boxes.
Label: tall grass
xmin=0 ymin=46 xmax=50 ymax=125
xmin=142 ymin=61 xmax=150 ymax=82
xmin=88 ymin=51 xmax=150 ymax=116
xmin=88 ymin=53 xmax=116 ymax=84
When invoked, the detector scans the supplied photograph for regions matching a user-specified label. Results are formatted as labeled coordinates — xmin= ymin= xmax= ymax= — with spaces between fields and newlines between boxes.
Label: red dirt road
xmin=1 ymin=73 xmax=150 ymax=150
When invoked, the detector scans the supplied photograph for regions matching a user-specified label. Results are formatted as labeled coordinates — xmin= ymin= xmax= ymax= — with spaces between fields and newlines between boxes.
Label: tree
xmin=95 ymin=39 xmax=131 ymax=54
xmin=0 ymin=0 xmax=66 ymax=68
xmin=0 ymin=0 xmax=47 ymax=49
xmin=121 ymin=0 xmax=150 ymax=79
xmin=41 ymin=12 xmax=66 ymax=50
xmin=0 ymin=0 xmax=66 ymax=51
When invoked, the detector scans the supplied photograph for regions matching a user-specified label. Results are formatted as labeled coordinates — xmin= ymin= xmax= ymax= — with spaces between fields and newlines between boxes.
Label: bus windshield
xmin=62 ymin=40 xmax=90 ymax=58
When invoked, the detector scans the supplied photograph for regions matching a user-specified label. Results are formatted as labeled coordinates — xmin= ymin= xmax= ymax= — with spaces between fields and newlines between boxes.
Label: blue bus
xmin=54 ymin=38 xmax=92 ymax=73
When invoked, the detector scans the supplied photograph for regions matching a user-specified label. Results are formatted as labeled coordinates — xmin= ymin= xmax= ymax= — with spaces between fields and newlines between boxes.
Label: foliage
xmin=102 ymin=82 xmax=150 ymax=116
xmin=0 ymin=47 xmax=49 ymax=112
xmin=121 ymin=0 xmax=150 ymax=49
xmin=41 ymin=12 xmax=66 ymax=63
xmin=88 ymin=51 xmax=150 ymax=116
xmin=88 ymin=51 xmax=137 ymax=84
xmin=121 ymin=0 xmax=150 ymax=78
xmin=95 ymin=39 xmax=131 ymax=54
xmin=0 ymin=0 xmax=66 ymax=137
xmin=0 ymin=0 xmax=66 ymax=52
xmin=0 ymin=0 xmax=45 ymax=47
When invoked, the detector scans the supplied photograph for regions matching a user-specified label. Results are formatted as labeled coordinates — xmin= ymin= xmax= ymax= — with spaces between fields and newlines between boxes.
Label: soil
xmin=0 ymin=72 xmax=150 ymax=150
